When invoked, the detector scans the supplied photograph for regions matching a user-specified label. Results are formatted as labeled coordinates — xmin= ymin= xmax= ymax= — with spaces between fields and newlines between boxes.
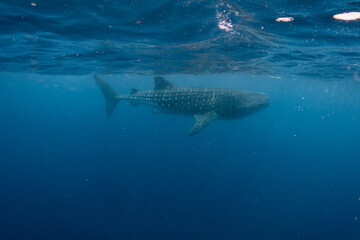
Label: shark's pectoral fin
xmin=187 ymin=111 xmax=218 ymax=136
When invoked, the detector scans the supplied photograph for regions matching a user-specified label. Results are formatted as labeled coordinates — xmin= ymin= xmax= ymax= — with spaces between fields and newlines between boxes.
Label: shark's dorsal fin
xmin=130 ymin=88 xmax=138 ymax=94
xmin=154 ymin=76 xmax=174 ymax=90
xmin=187 ymin=111 xmax=218 ymax=136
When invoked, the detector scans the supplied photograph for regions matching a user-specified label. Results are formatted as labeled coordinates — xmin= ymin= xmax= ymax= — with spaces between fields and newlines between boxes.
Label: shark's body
xmin=94 ymin=75 xmax=269 ymax=135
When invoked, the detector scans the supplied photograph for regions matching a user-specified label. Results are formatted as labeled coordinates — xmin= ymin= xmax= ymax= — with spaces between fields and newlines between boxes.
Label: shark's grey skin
xmin=94 ymin=75 xmax=269 ymax=135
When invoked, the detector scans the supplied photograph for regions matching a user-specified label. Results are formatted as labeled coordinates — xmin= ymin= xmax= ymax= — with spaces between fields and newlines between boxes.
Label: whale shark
xmin=94 ymin=75 xmax=269 ymax=135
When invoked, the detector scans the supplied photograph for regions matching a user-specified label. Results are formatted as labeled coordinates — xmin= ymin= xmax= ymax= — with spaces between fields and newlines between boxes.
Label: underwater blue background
xmin=1 ymin=0 xmax=360 ymax=240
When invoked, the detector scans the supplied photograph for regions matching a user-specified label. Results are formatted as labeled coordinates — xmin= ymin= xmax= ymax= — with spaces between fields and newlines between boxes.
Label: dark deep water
xmin=1 ymin=1 xmax=360 ymax=240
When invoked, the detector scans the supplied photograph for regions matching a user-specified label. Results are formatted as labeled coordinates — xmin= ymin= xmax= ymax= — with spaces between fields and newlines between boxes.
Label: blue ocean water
xmin=1 ymin=0 xmax=360 ymax=239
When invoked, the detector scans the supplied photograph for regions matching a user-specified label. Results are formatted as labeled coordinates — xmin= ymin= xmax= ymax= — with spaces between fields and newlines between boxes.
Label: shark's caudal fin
xmin=94 ymin=74 xmax=120 ymax=117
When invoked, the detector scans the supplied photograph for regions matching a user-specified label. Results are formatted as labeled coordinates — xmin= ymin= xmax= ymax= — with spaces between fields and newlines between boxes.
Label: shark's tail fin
xmin=94 ymin=74 xmax=121 ymax=117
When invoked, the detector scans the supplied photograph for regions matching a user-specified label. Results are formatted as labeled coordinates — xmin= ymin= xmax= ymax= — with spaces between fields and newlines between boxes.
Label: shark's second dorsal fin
xmin=154 ymin=76 xmax=174 ymax=90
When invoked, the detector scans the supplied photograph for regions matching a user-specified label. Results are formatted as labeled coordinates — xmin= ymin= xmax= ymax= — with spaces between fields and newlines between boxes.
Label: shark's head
xmin=217 ymin=91 xmax=269 ymax=119
xmin=245 ymin=91 xmax=269 ymax=109
xmin=236 ymin=91 xmax=269 ymax=117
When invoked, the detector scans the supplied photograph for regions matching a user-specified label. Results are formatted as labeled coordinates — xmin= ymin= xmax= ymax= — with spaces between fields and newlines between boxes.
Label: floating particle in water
xmin=275 ymin=17 xmax=294 ymax=22
xmin=333 ymin=12 xmax=360 ymax=21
